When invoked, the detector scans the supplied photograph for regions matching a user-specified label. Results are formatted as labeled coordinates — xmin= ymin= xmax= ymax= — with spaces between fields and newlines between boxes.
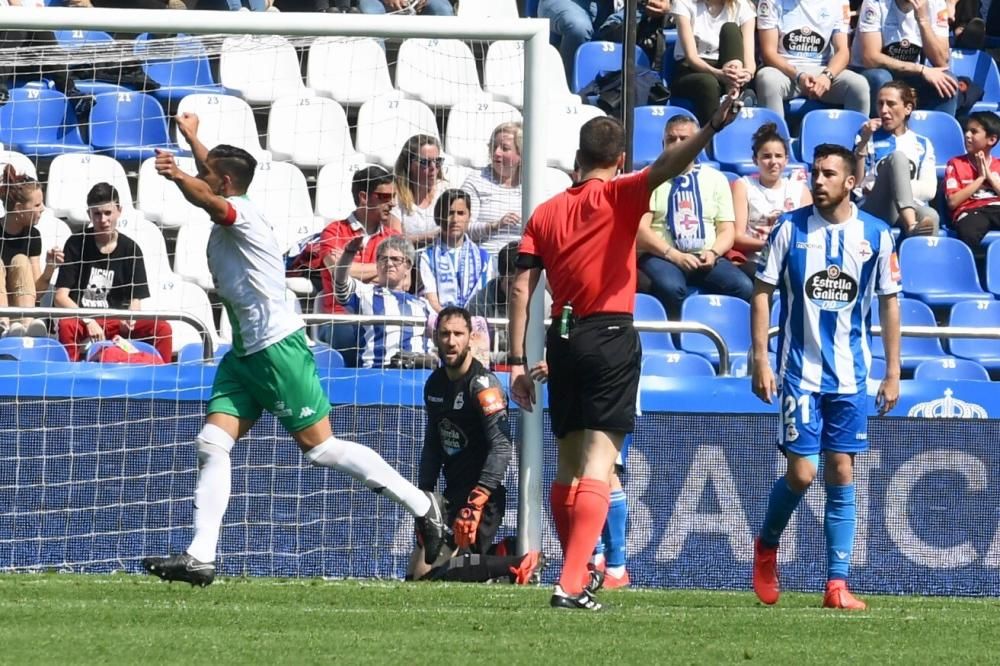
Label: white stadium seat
xmin=266 ymin=95 xmax=354 ymax=170
xmin=0 ymin=150 xmax=37 ymax=179
xmin=543 ymin=166 xmax=573 ymax=198
xmin=115 ymin=211 xmax=174 ymax=291
xmin=545 ymin=103 xmax=606 ymax=172
xmin=314 ymin=153 xmax=376 ymax=221
xmin=35 ymin=210 xmax=71 ymax=291
xmin=307 ymin=37 xmax=395 ymax=106
xmin=395 ymin=39 xmax=488 ymax=108
xmin=485 ymin=40 xmax=578 ymax=108
xmin=457 ymin=0 xmax=519 ymax=18
xmin=173 ymin=221 xmax=214 ymax=292
xmin=247 ymin=160 xmax=325 ymax=252
xmin=137 ymin=155 xmax=211 ymax=229
xmin=220 ymin=35 xmax=311 ymax=105
xmin=355 ymin=93 xmax=440 ymax=166
xmin=175 ymin=93 xmax=269 ymax=160
xmin=45 ymin=154 xmax=134 ymax=226
xmin=142 ymin=276 xmax=218 ymax=353
xmin=445 ymin=100 xmax=522 ymax=168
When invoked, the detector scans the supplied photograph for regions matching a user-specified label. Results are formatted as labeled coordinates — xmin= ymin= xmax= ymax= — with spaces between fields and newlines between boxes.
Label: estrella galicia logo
xmin=806 ymin=265 xmax=858 ymax=310
xmin=783 ymin=26 xmax=825 ymax=54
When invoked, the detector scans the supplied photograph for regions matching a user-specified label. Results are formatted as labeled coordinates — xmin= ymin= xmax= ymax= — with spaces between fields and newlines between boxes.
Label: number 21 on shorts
xmin=782 ymin=393 xmax=811 ymax=445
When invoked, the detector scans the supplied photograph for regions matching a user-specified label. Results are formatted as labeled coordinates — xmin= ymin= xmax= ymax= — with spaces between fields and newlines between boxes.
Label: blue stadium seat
xmin=572 ymin=41 xmax=650 ymax=94
xmin=679 ymin=294 xmax=751 ymax=365
xmin=89 ymin=91 xmax=179 ymax=162
xmin=642 ymin=351 xmax=715 ymax=377
xmin=134 ymin=33 xmax=227 ymax=105
xmin=313 ymin=344 xmax=346 ymax=373
xmin=869 ymin=356 xmax=886 ymax=380
xmin=53 ymin=29 xmax=113 ymax=49
xmin=632 ymin=105 xmax=714 ymax=168
xmin=712 ymin=107 xmax=801 ymax=175
xmin=948 ymin=49 xmax=1000 ymax=112
xmin=947 ymin=299 xmax=1000 ymax=371
xmin=634 ymin=293 xmax=675 ymax=351
xmin=799 ymin=109 xmax=868 ymax=164
xmin=913 ymin=357 xmax=991 ymax=381
xmin=987 ymin=242 xmax=1000 ymax=298
xmin=177 ymin=342 xmax=231 ymax=364
xmin=899 ymin=236 xmax=987 ymax=307
xmin=769 ymin=297 xmax=781 ymax=353
xmin=84 ymin=339 xmax=164 ymax=363
xmin=0 ymin=337 xmax=70 ymax=363
xmin=907 ymin=110 xmax=965 ymax=177
xmin=872 ymin=296 xmax=949 ymax=369
xmin=0 ymin=88 xmax=91 ymax=157
xmin=729 ymin=350 xmax=776 ymax=377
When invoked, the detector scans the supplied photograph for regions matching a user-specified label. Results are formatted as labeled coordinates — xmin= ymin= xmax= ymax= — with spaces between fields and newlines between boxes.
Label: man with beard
xmin=408 ymin=306 xmax=545 ymax=584
xmin=749 ymin=143 xmax=901 ymax=610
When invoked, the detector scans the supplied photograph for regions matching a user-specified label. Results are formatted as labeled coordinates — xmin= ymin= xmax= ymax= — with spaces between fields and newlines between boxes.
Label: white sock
xmin=186 ymin=424 xmax=235 ymax=563
xmin=305 ymin=437 xmax=430 ymax=517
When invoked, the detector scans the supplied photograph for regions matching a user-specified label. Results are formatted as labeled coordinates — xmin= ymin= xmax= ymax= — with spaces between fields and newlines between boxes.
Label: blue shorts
xmin=778 ymin=385 xmax=868 ymax=457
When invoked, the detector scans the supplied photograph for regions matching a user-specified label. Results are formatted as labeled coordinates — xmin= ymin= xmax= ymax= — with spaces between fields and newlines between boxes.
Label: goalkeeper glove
xmin=453 ymin=486 xmax=490 ymax=549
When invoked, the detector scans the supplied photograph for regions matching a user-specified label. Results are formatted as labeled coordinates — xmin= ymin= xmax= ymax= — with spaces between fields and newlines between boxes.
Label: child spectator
xmin=418 ymin=189 xmax=490 ymax=312
xmin=945 ymin=111 xmax=1000 ymax=259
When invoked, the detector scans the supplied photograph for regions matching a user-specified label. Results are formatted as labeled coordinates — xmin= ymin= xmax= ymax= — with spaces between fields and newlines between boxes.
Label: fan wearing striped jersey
xmin=749 ymin=143 xmax=902 ymax=610
xmin=141 ymin=113 xmax=449 ymax=586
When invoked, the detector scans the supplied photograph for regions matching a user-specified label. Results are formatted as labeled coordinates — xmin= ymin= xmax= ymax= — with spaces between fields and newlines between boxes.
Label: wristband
xmin=507 ymin=356 xmax=527 ymax=366
xmin=705 ymin=249 xmax=718 ymax=259
xmin=821 ymin=69 xmax=834 ymax=82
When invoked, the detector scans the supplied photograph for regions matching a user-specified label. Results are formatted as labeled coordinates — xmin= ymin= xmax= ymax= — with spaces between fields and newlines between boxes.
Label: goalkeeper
xmin=141 ymin=113 xmax=448 ymax=587
xmin=409 ymin=306 xmax=544 ymax=584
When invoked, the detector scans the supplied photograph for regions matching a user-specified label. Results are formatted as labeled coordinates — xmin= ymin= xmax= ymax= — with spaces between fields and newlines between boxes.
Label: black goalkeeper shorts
xmin=546 ymin=313 xmax=641 ymax=440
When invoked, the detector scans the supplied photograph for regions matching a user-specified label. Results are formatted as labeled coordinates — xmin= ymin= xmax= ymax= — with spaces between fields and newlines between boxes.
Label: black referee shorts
xmin=545 ymin=313 xmax=641 ymax=440
xmin=445 ymin=485 xmax=506 ymax=555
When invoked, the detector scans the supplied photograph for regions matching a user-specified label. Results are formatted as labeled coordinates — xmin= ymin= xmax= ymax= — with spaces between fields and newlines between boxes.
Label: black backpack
xmin=578 ymin=65 xmax=671 ymax=117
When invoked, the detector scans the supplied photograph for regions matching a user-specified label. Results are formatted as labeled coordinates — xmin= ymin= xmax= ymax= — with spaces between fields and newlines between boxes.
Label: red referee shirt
xmin=519 ymin=169 xmax=650 ymax=318
xmin=944 ymin=154 xmax=1000 ymax=222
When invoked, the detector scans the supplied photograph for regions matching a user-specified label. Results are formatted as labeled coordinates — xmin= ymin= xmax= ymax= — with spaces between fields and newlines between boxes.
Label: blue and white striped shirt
xmin=757 ymin=205 xmax=901 ymax=394
xmin=336 ymin=278 xmax=432 ymax=368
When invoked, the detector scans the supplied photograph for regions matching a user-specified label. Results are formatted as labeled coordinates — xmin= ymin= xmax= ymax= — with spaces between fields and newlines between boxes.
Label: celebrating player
xmin=410 ymin=306 xmax=544 ymax=584
xmin=508 ymin=90 xmax=742 ymax=611
xmin=749 ymin=143 xmax=901 ymax=610
xmin=141 ymin=113 xmax=448 ymax=586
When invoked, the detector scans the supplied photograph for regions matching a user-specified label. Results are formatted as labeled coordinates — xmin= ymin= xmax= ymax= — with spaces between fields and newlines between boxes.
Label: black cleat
xmin=142 ymin=553 xmax=216 ymax=587
xmin=415 ymin=491 xmax=449 ymax=565
xmin=550 ymin=585 xmax=602 ymax=611
xmin=585 ymin=567 xmax=605 ymax=593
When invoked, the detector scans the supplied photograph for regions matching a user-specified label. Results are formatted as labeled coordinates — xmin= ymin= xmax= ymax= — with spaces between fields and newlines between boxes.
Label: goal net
xmin=0 ymin=7 xmax=557 ymax=578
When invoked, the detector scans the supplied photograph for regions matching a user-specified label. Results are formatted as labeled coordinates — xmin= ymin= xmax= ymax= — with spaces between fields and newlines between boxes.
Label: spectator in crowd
xmin=669 ymin=0 xmax=756 ymax=126
xmin=418 ymin=189 xmax=491 ymax=312
xmin=392 ymin=134 xmax=450 ymax=248
xmin=358 ymin=0 xmax=453 ymax=15
xmin=850 ymin=0 xmax=957 ymax=115
xmin=945 ymin=111 xmax=1000 ymax=259
xmin=755 ymin=0 xmax=869 ymax=120
xmin=57 ymin=0 xmax=188 ymax=7
xmin=854 ymin=81 xmax=939 ymax=237
xmin=53 ymin=183 xmax=173 ymax=363
xmin=333 ymin=235 xmax=433 ymax=369
xmin=296 ymin=165 xmax=399 ymax=363
xmin=0 ymin=165 xmax=57 ymax=338
xmin=637 ymin=115 xmax=753 ymax=318
xmin=731 ymin=123 xmax=812 ymax=278
xmin=462 ymin=122 xmax=523 ymax=257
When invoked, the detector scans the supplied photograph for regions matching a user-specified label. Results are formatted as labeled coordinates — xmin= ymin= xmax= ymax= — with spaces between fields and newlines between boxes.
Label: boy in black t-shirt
xmin=53 ymin=183 xmax=173 ymax=362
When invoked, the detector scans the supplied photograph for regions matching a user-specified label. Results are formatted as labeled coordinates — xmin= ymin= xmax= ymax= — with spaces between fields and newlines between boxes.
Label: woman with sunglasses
xmin=392 ymin=134 xmax=451 ymax=248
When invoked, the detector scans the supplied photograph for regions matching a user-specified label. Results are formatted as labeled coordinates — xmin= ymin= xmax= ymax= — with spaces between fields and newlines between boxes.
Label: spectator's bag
xmin=87 ymin=336 xmax=164 ymax=365
xmin=578 ymin=65 xmax=670 ymax=117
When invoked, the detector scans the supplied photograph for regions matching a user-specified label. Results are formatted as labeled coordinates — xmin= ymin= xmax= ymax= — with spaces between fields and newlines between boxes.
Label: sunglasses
xmin=377 ymin=255 xmax=409 ymax=266
xmin=415 ymin=156 xmax=445 ymax=168
xmin=368 ymin=191 xmax=395 ymax=202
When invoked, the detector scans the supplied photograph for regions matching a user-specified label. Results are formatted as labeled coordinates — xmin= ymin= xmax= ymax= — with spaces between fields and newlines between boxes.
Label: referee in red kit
xmin=508 ymin=90 xmax=743 ymax=611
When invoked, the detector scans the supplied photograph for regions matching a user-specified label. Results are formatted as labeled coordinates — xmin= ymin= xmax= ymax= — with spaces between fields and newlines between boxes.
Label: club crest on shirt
xmin=857 ymin=239 xmax=873 ymax=261
xmin=807 ymin=265 xmax=858 ymax=310
xmin=453 ymin=392 xmax=464 ymax=410
xmin=785 ymin=423 xmax=799 ymax=442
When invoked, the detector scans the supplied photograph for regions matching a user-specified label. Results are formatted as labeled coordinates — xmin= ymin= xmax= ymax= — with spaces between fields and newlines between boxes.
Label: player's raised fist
xmin=175 ymin=112 xmax=200 ymax=138
xmin=154 ymin=149 xmax=181 ymax=181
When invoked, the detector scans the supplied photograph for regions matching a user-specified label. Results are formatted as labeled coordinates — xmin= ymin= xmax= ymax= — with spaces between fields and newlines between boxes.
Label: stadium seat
xmin=572 ymin=41 xmax=650 ymax=94
xmin=35 ymin=210 xmax=72 ymax=289
xmin=396 ymin=39 xmax=487 ymax=108
xmin=948 ymin=49 xmax=1000 ymax=112
xmin=134 ymin=33 xmax=226 ymax=105
xmin=0 ymin=149 xmax=37 ymax=178
xmin=907 ymin=111 xmax=964 ymax=177
xmin=679 ymin=294 xmax=751 ymax=365
xmin=634 ymin=293 xmax=675 ymax=352
xmin=799 ymin=109 xmax=868 ymax=164
xmin=142 ymin=276 xmax=218 ymax=354
xmin=53 ymin=29 xmax=113 ymax=50
xmin=641 ymin=351 xmax=715 ymax=377
xmin=712 ymin=107 xmax=798 ymax=175
xmin=172 ymin=220 xmax=214 ymax=292
xmin=177 ymin=342 xmax=231 ymax=365
xmin=769 ymin=297 xmax=781 ymax=353
xmin=543 ymin=167 xmax=573 ymax=198
xmin=484 ymin=40 xmax=579 ymax=108
xmin=869 ymin=356 xmax=886 ymax=381
xmin=89 ymin=91 xmax=178 ymax=162
xmin=137 ymin=155 xmax=210 ymax=229
xmin=45 ymin=153 xmax=133 ymax=225
xmin=175 ymin=93 xmax=269 ymax=160
xmin=871 ymin=296 xmax=948 ymax=369
xmin=545 ymin=103 xmax=606 ymax=172
xmin=307 ymin=37 xmax=395 ymax=106
xmin=729 ymin=350 xmax=777 ymax=377
xmin=444 ymin=100 xmax=522 ymax=169
xmin=899 ymin=236 xmax=988 ymax=306
xmin=115 ymin=212 xmax=174 ymax=291
xmin=633 ymin=105 xmax=713 ymax=168
xmin=220 ymin=35 xmax=310 ymax=105
xmin=0 ymin=87 xmax=91 ymax=158
xmin=85 ymin=339 xmax=163 ymax=363
xmin=947 ymin=299 xmax=1000 ymax=370
xmin=314 ymin=154 xmax=377 ymax=221
xmin=913 ymin=357 xmax=991 ymax=381
xmin=986 ymin=242 xmax=1000 ymax=298
xmin=247 ymin=160 xmax=325 ymax=252
xmin=0 ymin=336 xmax=70 ymax=363
xmin=456 ymin=0 xmax=519 ymax=18
xmin=266 ymin=95 xmax=354 ymax=170
xmin=354 ymin=94 xmax=440 ymax=167
xmin=312 ymin=344 xmax=346 ymax=373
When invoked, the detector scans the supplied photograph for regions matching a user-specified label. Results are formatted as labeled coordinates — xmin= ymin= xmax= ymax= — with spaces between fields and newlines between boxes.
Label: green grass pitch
xmin=3 ymin=574 xmax=1000 ymax=664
